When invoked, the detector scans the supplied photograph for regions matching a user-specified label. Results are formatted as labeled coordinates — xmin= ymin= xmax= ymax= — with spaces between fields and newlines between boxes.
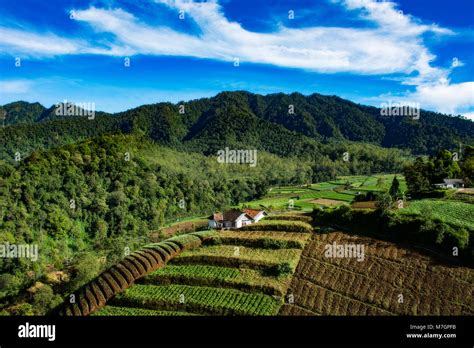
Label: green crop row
xmin=265 ymin=214 xmax=312 ymax=222
xmin=189 ymin=230 xmax=218 ymax=241
xmin=111 ymin=284 xmax=281 ymax=315
xmin=397 ymin=199 xmax=474 ymax=231
xmin=140 ymin=265 xmax=289 ymax=296
xmin=92 ymin=306 xmax=197 ymax=316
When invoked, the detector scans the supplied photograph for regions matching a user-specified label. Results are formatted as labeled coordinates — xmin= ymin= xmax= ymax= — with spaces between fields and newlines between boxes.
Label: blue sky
xmin=0 ymin=0 xmax=473 ymax=118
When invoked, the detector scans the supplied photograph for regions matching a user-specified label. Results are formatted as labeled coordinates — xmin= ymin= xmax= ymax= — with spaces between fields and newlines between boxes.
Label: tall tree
xmin=389 ymin=176 xmax=401 ymax=199
xmin=404 ymin=157 xmax=431 ymax=195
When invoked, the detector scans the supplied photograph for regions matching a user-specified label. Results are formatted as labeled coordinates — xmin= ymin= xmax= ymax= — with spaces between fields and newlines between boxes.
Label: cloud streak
xmin=68 ymin=0 xmax=450 ymax=78
xmin=0 ymin=79 xmax=32 ymax=94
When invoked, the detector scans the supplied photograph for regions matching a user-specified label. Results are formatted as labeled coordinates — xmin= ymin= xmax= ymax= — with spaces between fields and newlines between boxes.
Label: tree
xmin=32 ymin=284 xmax=55 ymax=314
xmin=67 ymin=253 xmax=102 ymax=292
xmin=375 ymin=193 xmax=393 ymax=214
xmin=430 ymin=150 xmax=461 ymax=183
xmin=0 ymin=273 xmax=21 ymax=300
xmin=389 ymin=176 xmax=402 ymax=200
xmin=404 ymin=157 xmax=431 ymax=195
xmin=460 ymin=145 xmax=474 ymax=186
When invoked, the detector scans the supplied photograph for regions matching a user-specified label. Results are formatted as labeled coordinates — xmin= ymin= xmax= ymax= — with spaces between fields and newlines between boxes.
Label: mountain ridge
xmin=1 ymin=91 xmax=473 ymax=157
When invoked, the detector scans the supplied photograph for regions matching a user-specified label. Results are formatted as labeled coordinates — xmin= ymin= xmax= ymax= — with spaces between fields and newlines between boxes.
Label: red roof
xmin=242 ymin=208 xmax=265 ymax=219
xmin=208 ymin=212 xmax=223 ymax=221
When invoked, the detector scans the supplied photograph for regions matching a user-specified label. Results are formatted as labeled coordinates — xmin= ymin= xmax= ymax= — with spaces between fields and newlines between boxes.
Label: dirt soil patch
xmin=351 ymin=201 xmax=377 ymax=209
xmin=310 ymin=198 xmax=345 ymax=206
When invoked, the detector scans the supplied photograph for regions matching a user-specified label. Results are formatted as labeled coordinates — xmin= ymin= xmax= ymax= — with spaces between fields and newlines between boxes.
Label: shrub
xmin=264 ymin=262 xmax=293 ymax=277
xmin=206 ymin=237 xmax=223 ymax=246
xmin=261 ymin=238 xmax=288 ymax=249
xmin=9 ymin=303 xmax=34 ymax=316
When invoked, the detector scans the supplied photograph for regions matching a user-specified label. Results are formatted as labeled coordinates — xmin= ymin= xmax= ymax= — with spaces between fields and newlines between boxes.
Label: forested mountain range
xmin=1 ymin=91 xmax=473 ymax=161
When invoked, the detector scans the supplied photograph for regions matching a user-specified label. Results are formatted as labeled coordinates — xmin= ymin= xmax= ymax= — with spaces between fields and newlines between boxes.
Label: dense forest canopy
xmin=1 ymin=91 xmax=473 ymax=162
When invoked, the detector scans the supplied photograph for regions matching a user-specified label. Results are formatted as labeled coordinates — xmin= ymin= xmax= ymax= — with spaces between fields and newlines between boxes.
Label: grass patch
xmin=311 ymin=191 xmax=355 ymax=202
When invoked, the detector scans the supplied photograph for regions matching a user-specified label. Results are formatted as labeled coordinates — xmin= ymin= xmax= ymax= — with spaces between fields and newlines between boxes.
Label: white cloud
xmin=0 ymin=0 xmax=458 ymax=78
xmin=66 ymin=0 xmax=452 ymax=77
xmin=0 ymin=26 xmax=129 ymax=57
xmin=451 ymin=58 xmax=465 ymax=68
xmin=339 ymin=0 xmax=452 ymax=36
xmin=405 ymin=81 xmax=474 ymax=115
xmin=462 ymin=112 xmax=474 ymax=121
xmin=336 ymin=0 xmax=455 ymax=85
xmin=0 ymin=27 xmax=84 ymax=56
xmin=0 ymin=80 xmax=32 ymax=94
xmin=334 ymin=0 xmax=473 ymax=116
xmin=374 ymin=81 xmax=474 ymax=117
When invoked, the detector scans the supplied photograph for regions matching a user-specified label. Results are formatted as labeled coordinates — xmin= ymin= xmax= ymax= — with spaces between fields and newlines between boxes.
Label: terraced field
xmin=58 ymin=232 xmax=211 ymax=316
xmin=172 ymin=245 xmax=302 ymax=270
xmin=280 ymin=231 xmax=474 ymax=316
xmin=91 ymin=217 xmax=312 ymax=316
xmin=241 ymin=174 xmax=404 ymax=211
xmin=64 ymin=209 xmax=473 ymax=317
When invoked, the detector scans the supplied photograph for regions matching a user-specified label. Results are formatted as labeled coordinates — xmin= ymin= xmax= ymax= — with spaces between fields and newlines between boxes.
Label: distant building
xmin=433 ymin=179 xmax=465 ymax=189
xmin=208 ymin=209 xmax=267 ymax=229
xmin=241 ymin=208 xmax=267 ymax=223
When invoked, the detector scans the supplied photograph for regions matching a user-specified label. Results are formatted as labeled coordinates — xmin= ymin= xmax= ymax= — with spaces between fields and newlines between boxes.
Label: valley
xmin=1 ymin=92 xmax=473 ymax=317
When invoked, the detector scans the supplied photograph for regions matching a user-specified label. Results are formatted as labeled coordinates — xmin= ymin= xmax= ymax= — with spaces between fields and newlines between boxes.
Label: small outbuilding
xmin=433 ymin=179 xmax=465 ymax=189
